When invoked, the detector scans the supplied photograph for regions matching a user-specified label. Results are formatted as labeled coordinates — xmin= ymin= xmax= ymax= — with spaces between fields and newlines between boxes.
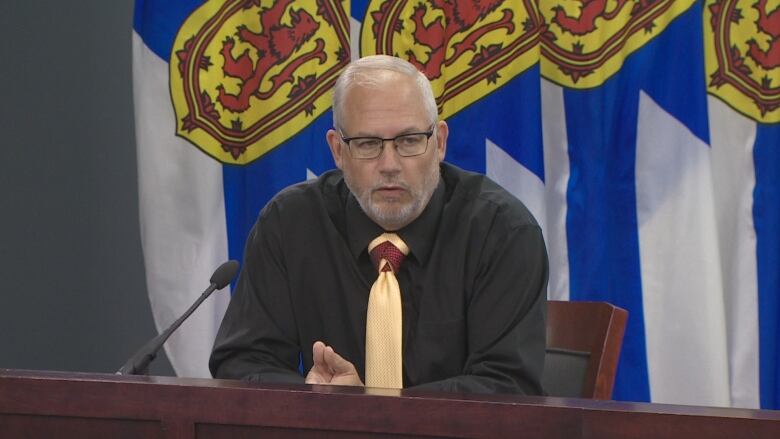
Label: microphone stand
xmin=117 ymin=282 xmax=219 ymax=375
xmin=116 ymin=260 xmax=238 ymax=375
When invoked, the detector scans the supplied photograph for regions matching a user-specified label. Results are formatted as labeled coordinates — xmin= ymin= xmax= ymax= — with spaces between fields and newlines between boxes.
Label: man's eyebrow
xmin=349 ymin=126 xmax=429 ymax=137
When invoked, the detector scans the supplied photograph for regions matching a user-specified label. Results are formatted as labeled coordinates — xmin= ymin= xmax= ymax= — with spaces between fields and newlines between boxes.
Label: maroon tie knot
xmin=370 ymin=241 xmax=406 ymax=273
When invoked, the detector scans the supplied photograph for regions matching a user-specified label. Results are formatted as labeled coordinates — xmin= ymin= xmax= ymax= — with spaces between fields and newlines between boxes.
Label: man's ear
xmin=326 ymin=129 xmax=344 ymax=169
xmin=435 ymin=120 xmax=448 ymax=162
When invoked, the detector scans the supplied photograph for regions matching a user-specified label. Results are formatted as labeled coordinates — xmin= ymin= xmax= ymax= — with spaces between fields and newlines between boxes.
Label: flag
xmin=133 ymin=0 xmax=780 ymax=409
xmin=133 ymin=0 xmax=349 ymax=377
xmin=534 ymin=0 xmax=780 ymax=408
xmin=704 ymin=0 xmax=780 ymax=409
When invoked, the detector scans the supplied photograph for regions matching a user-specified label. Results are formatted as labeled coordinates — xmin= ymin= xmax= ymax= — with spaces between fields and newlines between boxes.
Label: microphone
xmin=116 ymin=260 xmax=239 ymax=375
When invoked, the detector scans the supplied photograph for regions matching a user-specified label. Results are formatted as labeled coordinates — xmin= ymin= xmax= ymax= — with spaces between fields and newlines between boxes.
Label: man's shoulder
xmin=441 ymin=162 xmax=539 ymax=229
xmin=274 ymin=169 xmax=343 ymax=200
xmin=262 ymin=169 xmax=346 ymax=218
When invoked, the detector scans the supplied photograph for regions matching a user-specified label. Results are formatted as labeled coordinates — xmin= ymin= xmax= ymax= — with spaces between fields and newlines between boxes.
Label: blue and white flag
xmin=133 ymin=0 xmax=779 ymax=409
xmin=133 ymin=0 xmax=348 ymax=378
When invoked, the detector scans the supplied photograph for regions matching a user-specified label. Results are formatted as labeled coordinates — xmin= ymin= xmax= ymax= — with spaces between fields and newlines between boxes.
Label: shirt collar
xmin=345 ymin=174 xmax=445 ymax=265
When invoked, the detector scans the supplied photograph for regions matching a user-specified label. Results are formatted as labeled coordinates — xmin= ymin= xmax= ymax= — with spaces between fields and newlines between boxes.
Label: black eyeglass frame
xmin=338 ymin=125 xmax=436 ymax=160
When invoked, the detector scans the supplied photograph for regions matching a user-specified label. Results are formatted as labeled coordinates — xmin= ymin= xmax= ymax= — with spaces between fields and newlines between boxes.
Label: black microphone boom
xmin=116 ymin=260 xmax=239 ymax=375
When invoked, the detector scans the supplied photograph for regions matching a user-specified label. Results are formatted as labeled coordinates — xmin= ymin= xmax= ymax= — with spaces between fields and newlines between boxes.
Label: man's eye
xmin=355 ymin=139 xmax=381 ymax=148
xmin=397 ymin=135 xmax=423 ymax=146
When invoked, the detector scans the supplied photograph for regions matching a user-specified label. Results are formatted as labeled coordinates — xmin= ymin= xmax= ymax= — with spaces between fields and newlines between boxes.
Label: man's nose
xmin=376 ymin=140 xmax=402 ymax=171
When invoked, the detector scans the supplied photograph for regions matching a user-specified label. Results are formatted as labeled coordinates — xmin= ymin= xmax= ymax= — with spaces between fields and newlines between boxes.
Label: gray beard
xmin=346 ymin=163 xmax=440 ymax=231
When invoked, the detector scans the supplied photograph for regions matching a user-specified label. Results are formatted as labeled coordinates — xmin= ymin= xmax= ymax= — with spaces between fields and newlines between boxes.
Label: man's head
xmin=327 ymin=55 xmax=448 ymax=231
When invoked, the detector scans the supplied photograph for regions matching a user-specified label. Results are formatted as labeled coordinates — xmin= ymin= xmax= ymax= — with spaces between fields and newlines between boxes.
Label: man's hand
xmin=304 ymin=341 xmax=364 ymax=386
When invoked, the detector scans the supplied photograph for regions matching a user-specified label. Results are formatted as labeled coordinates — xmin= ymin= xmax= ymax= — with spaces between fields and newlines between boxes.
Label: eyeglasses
xmin=340 ymin=126 xmax=435 ymax=160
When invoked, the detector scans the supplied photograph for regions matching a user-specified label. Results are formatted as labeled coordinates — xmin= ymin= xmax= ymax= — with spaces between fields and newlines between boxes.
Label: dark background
xmin=0 ymin=1 xmax=174 ymax=375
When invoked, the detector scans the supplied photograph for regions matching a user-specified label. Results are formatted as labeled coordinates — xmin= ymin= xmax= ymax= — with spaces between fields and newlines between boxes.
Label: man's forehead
xmin=340 ymin=75 xmax=427 ymax=130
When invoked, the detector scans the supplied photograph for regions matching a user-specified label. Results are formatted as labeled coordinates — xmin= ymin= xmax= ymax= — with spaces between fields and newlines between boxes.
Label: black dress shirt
xmin=209 ymin=162 xmax=548 ymax=395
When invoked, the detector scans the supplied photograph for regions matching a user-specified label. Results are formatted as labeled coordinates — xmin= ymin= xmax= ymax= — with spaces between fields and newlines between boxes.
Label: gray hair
xmin=332 ymin=55 xmax=438 ymax=130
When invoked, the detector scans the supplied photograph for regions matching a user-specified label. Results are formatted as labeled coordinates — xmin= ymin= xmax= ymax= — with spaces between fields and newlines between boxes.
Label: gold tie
xmin=365 ymin=233 xmax=408 ymax=389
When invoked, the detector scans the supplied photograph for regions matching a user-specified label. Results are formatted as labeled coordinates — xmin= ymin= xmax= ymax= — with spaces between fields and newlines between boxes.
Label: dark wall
xmin=0 ymin=1 xmax=174 ymax=375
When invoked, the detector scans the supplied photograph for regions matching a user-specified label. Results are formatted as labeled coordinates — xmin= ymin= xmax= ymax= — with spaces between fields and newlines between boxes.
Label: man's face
xmin=327 ymin=71 xmax=448 ymax=231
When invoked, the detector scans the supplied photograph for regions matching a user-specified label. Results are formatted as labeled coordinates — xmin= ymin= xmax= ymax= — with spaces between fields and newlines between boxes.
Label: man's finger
xmin=324 ymin=345 xmax=357 ymax=374
xmin=308 ymin=341 xmax=334 ymax=383
xmin=312 ymin=341 xmax=327 ymax=368
xmin=304 ymin=371 xmax=324 ymax=384
xmin=321 ymin=345 xmax=363 ymax=386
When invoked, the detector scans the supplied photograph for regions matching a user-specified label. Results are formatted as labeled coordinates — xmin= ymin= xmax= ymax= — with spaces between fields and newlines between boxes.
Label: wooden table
xmin=1 ymin=369 xmax=778 ymax=438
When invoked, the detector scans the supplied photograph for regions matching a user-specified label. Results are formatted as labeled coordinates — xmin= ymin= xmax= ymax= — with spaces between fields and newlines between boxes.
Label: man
xmin=209 ymin=55 xmax=548 ymax=394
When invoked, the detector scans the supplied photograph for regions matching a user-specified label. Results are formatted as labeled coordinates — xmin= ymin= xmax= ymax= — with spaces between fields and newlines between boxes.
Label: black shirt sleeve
xmin=209 ymin=201 xmax=304 ymax=383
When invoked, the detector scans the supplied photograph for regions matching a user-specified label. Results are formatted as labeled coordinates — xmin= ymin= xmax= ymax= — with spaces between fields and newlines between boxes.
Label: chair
xmin=542 ymin=300 xmax=628 ymax=399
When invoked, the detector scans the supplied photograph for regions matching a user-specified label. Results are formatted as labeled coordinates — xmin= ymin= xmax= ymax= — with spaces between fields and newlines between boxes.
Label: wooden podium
xmin=1 ymin=369 xmax=778 ymax=438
